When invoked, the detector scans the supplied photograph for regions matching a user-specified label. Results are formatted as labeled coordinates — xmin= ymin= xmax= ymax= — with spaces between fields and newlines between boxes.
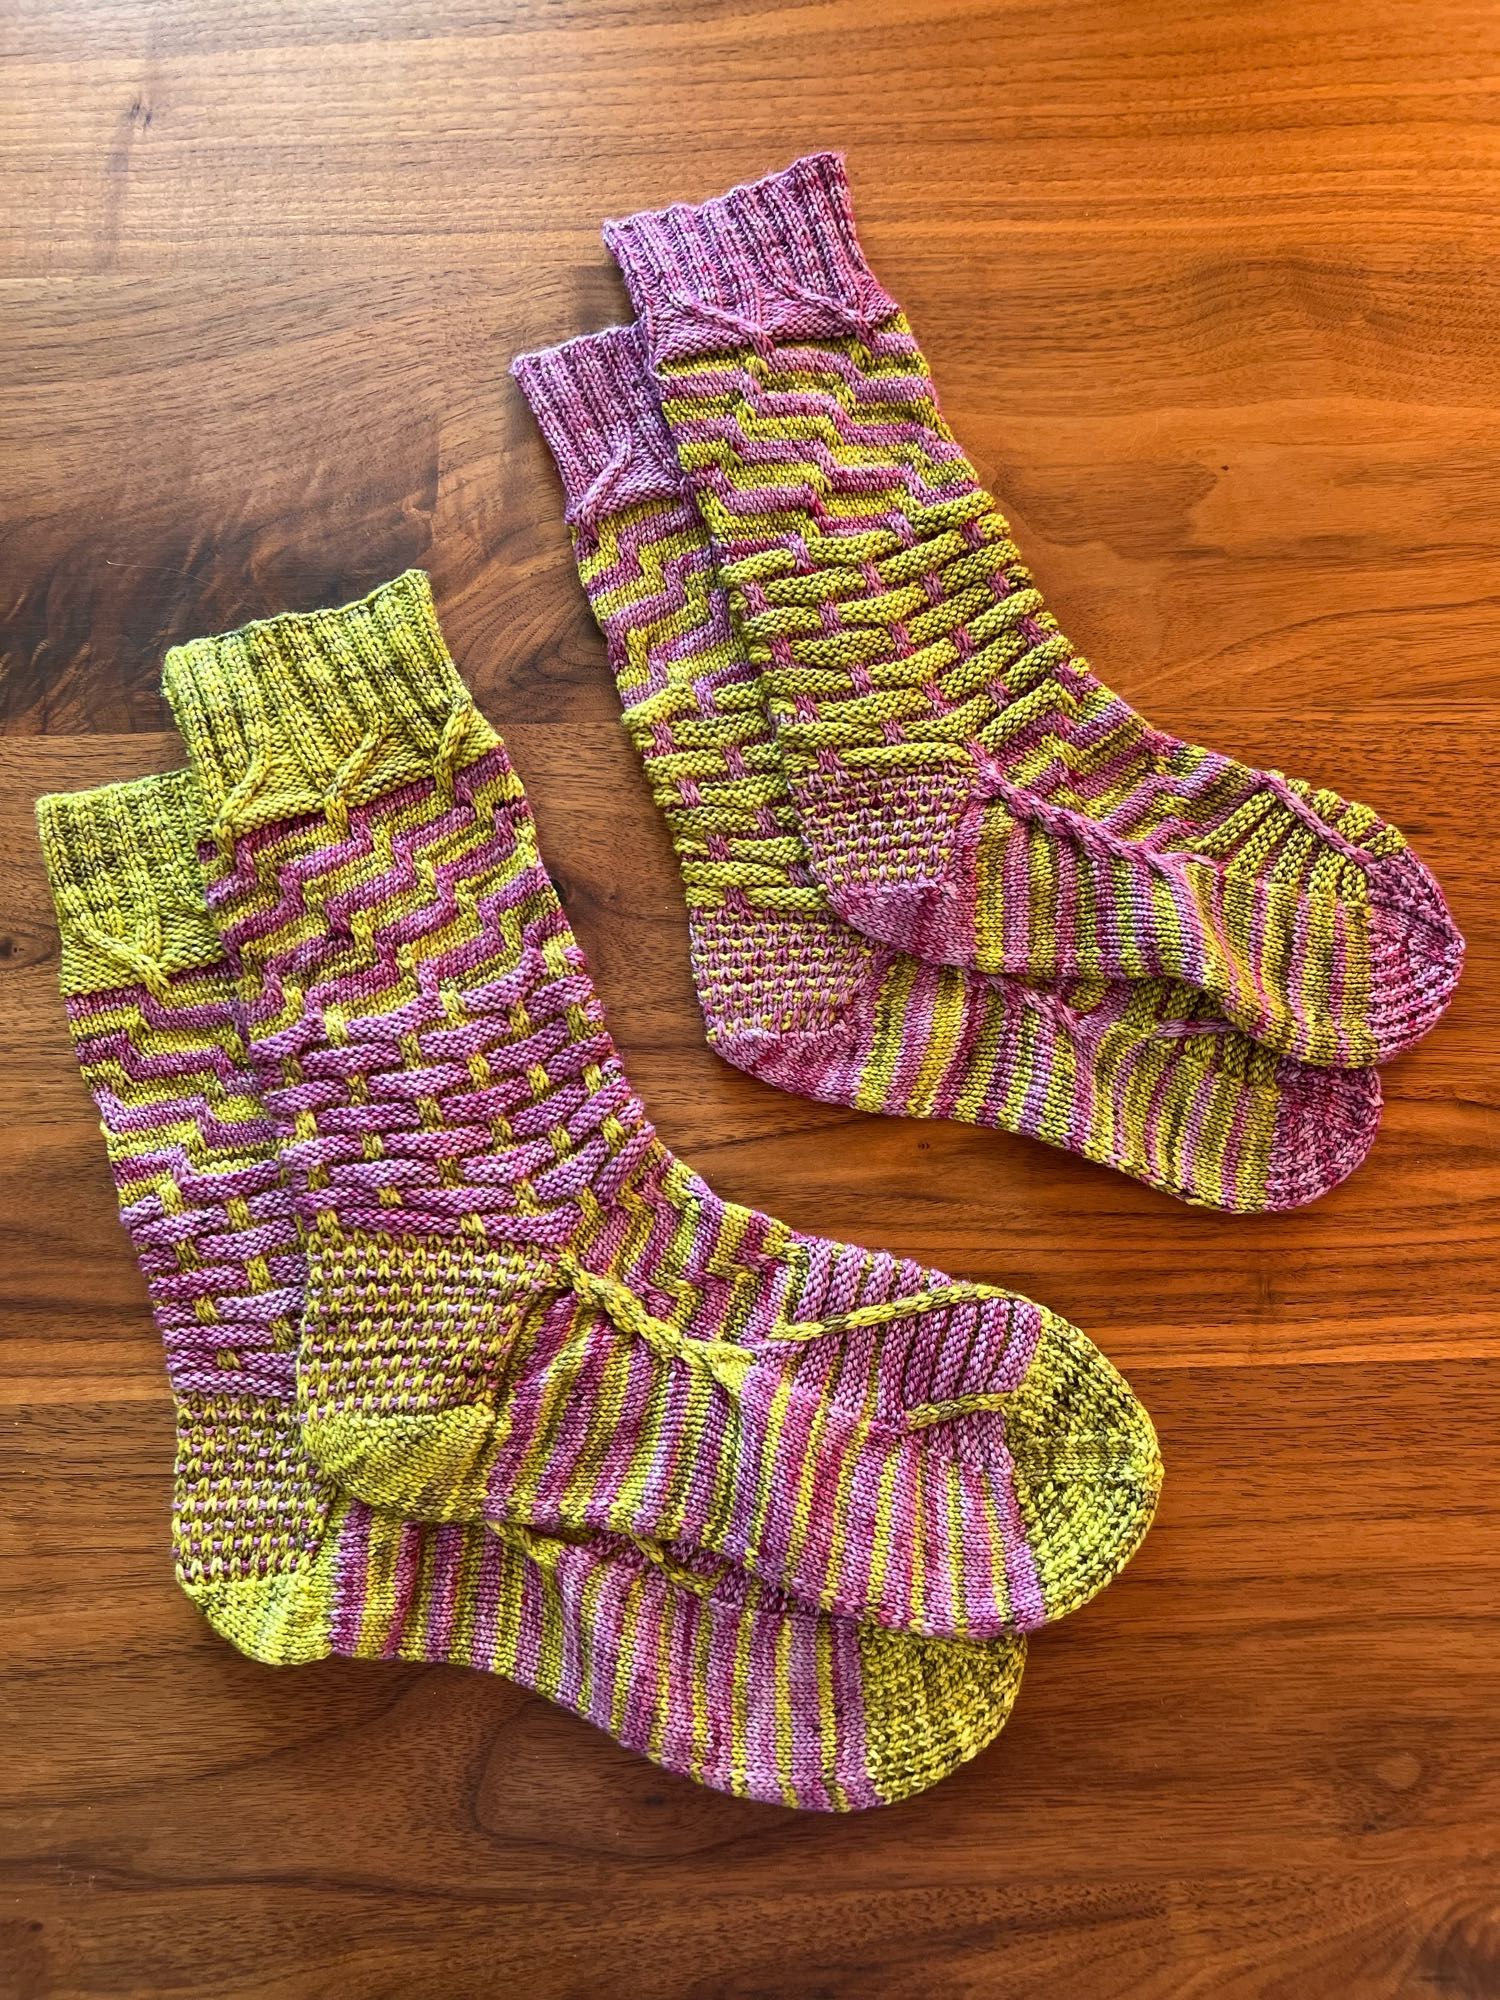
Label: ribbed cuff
xmin=37 ymin=769 xmax=219 ymax=996
xmin=603 ymin=152 xmax=898 ymax=365
xmin=161 ymin=571 xmax=497 ymax=836
xmin=512 ymin=324 xmax=687 ymax=533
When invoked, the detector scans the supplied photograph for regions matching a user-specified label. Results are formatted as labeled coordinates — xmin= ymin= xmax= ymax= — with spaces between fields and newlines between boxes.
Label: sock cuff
xmin=37 ymin=769 xmax=220 ymax=996
xmin=603 ymin=152 xmax=898 ymax=365
xmin=512 ymin=325 xmax=687 ymax=533
xmin=161 ymin=570 xmax=498 ymax=837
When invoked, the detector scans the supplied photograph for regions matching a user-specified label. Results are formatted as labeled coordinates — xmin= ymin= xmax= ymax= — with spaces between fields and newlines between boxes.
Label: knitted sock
xmin=603 ymin=153 xmax=1464 ymax=1070
xmin=37 ymin=770 xmax=1027 ymax=1810
xmin=161 ymin=574 xmax=1160 ymax=1640
xmin=513 ymin=324 xmax=1381 ymax=1212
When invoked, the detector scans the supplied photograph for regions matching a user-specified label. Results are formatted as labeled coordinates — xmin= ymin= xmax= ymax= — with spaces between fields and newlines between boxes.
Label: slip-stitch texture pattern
xmin=37 ymin=769 xmax=1027 ymax=1810
xmin=162 ymin=574 xmax=1161 ymax=1641
xmin=514 ymin=324 xmax=1381 ymax=1211
xmin=605 ymin=153 xmax=1464 ymax=1069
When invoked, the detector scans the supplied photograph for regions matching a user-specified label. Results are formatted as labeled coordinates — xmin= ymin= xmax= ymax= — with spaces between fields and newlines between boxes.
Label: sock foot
xmin=709 ymin=904 xmax=1382 ymax=1212
xmin=821 ymin=781 xmax=1459 ymax=1072
xmin=296 ymin=1208 xmax=1159 ymax=1638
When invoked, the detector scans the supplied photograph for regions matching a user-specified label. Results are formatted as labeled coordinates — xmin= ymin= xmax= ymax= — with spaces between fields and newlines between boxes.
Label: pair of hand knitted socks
xmin=509 ymin=154 xmax=1459 ymax=1215
xmin=597 ymin=153 xmax=1462 ymax=1078
xmin=43 ymin=773 xmax=1032 ymax=1809
xmin=40 ymin=580 xmax=1161 ymax=1804
xmin=513 ymin=326 xmax=1386 ymax=1211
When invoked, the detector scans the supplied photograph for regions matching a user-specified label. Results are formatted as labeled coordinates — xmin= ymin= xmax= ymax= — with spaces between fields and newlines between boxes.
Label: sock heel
xmin=298 ymin=1229 xmax=541 ymax=1516
xmin=174 ymin=1398 xmax=340 ymax=1665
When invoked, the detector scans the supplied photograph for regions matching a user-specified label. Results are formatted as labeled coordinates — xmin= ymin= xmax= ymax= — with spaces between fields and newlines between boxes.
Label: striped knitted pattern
xmin=604 ymin=153 xmax=1463 ymax=1069
xmin=513 ymin=325 xmax=1381 ymax=1212
xmin=161 ymin=574 xmax=1162 ymax=1641
xmin=37 ymin=770 xmax=1028 ymax=1811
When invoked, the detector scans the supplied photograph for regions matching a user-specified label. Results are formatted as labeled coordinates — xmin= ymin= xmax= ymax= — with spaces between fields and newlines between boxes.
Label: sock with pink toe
xmin=513 ymin=322 xmax=1383 ymax=1213
xmin=602 ymin=152 xmax=1464 ymax=1068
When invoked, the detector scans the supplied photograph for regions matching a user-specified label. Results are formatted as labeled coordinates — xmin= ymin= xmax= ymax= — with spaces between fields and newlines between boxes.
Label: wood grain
xmin=3 ymin=2 xmax=1498 ymax=1994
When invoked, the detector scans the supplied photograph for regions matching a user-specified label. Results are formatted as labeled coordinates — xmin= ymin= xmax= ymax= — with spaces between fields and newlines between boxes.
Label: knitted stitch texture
xmin=513 ymin=324 xmax=1382 ymax=1211
xmin=604 ymin=153 xmax=1464 ymax=1069
xmin=37 ymin=768 xmax=1027 ymax=1810
xmin=161 ymin=573 xmax=1161 ymax=1641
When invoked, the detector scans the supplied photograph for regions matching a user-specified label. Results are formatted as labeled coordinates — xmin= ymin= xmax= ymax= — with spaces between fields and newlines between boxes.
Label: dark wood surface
xmin=4 ymin=4 xmax=1498 ymax=1995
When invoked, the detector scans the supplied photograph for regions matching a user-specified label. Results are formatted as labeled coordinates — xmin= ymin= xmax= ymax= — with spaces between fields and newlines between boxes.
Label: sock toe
xmin=1264 ymin=1060 xmax=1383 ymax=1210
xmin=855 ymin=1625 xmax=1027 ymax=1805
xmin=1364 ymin=848 xmax=1465 ymax=1060
xmin=185 ymin=1548 xmax=340 ymax=1666
xmin=1000 ymin=1311 xmax=1163 ymax=1627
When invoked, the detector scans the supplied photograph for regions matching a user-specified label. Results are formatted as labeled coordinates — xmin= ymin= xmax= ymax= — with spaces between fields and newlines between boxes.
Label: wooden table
xmin=4 ymin=4 xmax=1497 ymax=1994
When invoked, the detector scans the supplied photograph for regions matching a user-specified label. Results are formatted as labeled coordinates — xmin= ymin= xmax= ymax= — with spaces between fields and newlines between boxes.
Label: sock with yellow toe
xmin=161 ymin=573 xmax=1161 ymax=1640
xmin=37 ymin=765 xmax=1029 ymax=1810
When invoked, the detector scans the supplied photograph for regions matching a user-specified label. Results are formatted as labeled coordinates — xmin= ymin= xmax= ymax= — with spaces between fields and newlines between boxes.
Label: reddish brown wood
xmin=3 ymin=3 xmax=1498 ymax=1994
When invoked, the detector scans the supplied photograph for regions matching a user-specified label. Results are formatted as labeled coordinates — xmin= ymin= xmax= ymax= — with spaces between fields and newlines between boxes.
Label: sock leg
xmin=162 ymin=576 xmax=1160 ymax=1637
xmin=513 ymin=325 xmax=1381 ymax=1211
xmin=39 ymin=771 xmax=1026 ymax=1807
xmin=603 ymin=153 xmax=1463 ymax=1066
